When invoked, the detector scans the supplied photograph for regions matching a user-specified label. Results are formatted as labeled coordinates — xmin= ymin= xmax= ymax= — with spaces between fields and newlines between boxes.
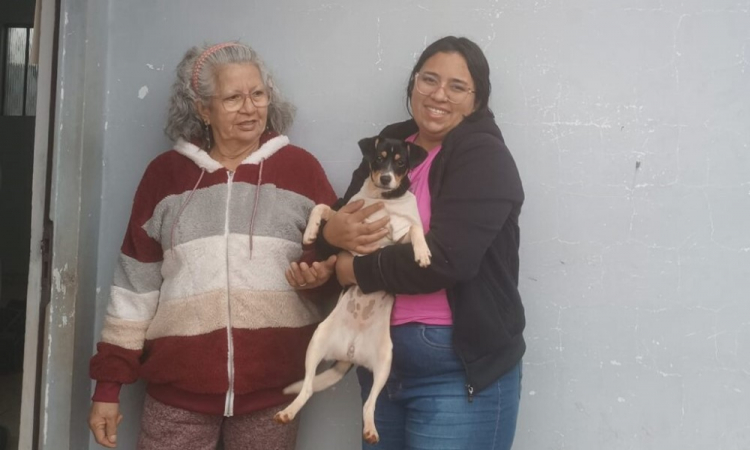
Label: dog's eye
xmin=396 ymin=160 xmax=406 ymax=167
xmin=376 ymin=156 xmax=384 ymax=162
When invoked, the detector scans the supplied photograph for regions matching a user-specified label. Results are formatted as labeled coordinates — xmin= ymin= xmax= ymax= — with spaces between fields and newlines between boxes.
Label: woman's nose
xmin=430 ymin=84 xmax=449 ymax=101
xmin=238 ymin=95 xmax=257 ymax=113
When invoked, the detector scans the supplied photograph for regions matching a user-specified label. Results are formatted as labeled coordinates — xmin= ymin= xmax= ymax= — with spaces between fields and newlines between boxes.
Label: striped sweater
xmin=89 ymin=131 xmax=337 ymax=416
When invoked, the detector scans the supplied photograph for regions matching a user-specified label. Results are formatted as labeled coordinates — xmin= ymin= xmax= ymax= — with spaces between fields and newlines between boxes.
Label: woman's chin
xmin=226 ymin=130 xmax=262 ymax=146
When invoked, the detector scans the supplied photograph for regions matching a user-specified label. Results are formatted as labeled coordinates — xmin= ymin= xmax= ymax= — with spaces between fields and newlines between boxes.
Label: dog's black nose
xmin=380 ymin=175 xmax=392 ymax=185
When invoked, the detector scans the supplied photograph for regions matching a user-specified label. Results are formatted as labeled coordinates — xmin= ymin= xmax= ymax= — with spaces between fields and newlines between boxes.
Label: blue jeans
xmin=357 ymin=324 xmax=521 ymax=450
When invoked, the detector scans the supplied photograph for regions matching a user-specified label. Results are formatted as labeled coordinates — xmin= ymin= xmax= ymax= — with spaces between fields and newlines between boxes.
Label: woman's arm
xmin=287 ymin=153 xmax=342 ymax=298
xmin=89 ymin=161 xmax=166 ymax=400
xmin=316 ymin=158 xmax=390 ymax=256
xmin=89 ymin=162 xmax=165 ymax=446
xmin=351 ymin=134 xmax=523 ymax=294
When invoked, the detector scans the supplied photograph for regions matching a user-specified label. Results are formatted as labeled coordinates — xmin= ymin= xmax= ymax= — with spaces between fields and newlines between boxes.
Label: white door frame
xmin=20 ymin=0 xmax=113 ymax=447
xmin=18 ymin=0 xmax=57 ymax=447
xmin=18 ymin=0 xmax=64 ymax=450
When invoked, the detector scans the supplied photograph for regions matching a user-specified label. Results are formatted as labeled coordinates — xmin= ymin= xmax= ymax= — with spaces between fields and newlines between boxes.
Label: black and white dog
xmin=274 ymin=137 xmax=430 ymax=444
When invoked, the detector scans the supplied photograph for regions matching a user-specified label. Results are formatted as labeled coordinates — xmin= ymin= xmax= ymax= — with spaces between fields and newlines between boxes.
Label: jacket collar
xmin=173 ymin=133 xmax=290 ymax=173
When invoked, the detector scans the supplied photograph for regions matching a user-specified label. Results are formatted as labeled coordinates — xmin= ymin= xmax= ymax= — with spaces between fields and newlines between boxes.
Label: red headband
xmin=191 ymin=42 xmax=241 ymax=93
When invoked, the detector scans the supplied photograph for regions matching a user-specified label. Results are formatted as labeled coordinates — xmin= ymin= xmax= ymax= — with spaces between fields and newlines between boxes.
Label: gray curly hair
xmin=165 ymin=42 xmax=296 ymax=144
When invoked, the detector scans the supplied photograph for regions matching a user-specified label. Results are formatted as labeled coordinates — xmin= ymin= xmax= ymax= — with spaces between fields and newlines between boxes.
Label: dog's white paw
xmin=414 ymin=247 xmax=432 ymax=268
xmin=363 ymin=428 xmax=380 ymax=445
xmin=274 ymin=410 xmax=295 ymax=424
xmin=302 ymin=222 xmax=321 ymax=245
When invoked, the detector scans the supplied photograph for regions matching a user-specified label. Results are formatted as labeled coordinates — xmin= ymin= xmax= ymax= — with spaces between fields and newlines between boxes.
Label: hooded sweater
xmin=89 ymin=131 xmax=337 ymax=416
xmin=333 ymin=109 xmax=525 ymax=398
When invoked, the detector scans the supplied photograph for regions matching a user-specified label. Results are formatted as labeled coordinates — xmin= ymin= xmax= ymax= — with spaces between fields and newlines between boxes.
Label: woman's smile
xmin=423 ymin=104 xmax=451 ymax=118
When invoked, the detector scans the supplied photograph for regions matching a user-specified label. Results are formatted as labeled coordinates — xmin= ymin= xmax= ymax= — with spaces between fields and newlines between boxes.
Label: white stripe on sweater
xmin=107 ymin=286 xmax=159 ymax=321
xmin=159 ymin=234 xmax=302 ymax=303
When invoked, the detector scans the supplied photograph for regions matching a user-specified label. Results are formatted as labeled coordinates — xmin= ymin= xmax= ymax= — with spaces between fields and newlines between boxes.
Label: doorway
xmin=0 ymin=2 xmax=38 ymax=449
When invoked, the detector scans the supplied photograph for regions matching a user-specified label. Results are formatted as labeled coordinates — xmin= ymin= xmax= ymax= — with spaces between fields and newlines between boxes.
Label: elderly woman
xmin=309 ymin=36 xmax=526 ymax=450
xmin=87 ymin=42 xmax=337 ymax=450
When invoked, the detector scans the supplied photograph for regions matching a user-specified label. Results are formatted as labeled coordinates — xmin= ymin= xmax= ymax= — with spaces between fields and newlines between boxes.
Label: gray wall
xmin=63 ymin=1 xmax=750 ymax=449
xmin=70 ymin=1 xmax=111 ymax=449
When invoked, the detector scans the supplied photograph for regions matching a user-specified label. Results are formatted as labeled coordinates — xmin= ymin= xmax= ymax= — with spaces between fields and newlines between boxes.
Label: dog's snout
xmin=380 ymin=174 xmax=392 ymax=185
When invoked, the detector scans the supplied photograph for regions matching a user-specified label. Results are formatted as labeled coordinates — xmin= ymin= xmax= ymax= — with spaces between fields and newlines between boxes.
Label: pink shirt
xmin=391 ymin=136 xmax=453 ymax=326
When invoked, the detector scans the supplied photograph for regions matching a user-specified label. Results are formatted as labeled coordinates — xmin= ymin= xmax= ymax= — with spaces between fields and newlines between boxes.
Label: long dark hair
xmin=406 ymin=36 xmax=491 ymax=119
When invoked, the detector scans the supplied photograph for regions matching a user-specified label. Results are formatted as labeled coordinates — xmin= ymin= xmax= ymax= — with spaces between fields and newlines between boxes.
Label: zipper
xmin=445 ymin=294 xmax=474 ymax=403
xmin=223 ymin=171 xmax=236 ymax=416
xmin=455 ymin=333 xmax=474 ymax=403
xmin=461 ymin=357 xmax=475 ymax=403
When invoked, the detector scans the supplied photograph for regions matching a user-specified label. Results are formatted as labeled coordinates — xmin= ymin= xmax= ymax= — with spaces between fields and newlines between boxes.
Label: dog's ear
xmin=358 ymin=136 xmax=379 ymax=159
xmin=406 ymin=143 xmax=429 ymax=169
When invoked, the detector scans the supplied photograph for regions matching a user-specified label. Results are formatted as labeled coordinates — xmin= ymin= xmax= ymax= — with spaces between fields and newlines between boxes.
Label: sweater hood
xmin=173 ymin=133 xmax=290 ymax=173
xmin=448 ymin=108 xmax=504 ymax=145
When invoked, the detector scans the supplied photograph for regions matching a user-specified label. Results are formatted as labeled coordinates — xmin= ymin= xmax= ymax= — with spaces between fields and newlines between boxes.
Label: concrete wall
xmin=57 ymin=0 xmax=750 ymax=449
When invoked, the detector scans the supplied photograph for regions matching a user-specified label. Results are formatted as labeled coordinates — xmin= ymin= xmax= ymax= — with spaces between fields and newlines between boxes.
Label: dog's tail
xmin=282 ymin=361 xmax=353 ymax=395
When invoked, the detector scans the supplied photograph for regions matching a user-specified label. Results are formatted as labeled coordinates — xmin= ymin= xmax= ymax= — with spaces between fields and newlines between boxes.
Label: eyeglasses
xmin=218 ymin=89 xmax=271 ymax=112
xmin=414 ymin=72 xmax=475 ymax=104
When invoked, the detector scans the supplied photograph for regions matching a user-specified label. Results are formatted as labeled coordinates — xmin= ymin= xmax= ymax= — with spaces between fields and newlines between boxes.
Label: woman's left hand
xmin=334 ymin=251 xmax=357 ymax=286
xmin=286 ymin=255 xmax=337 ymax=290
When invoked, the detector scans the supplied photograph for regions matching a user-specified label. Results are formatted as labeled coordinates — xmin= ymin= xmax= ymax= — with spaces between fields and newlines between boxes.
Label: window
xmin=2 ymin=26 xmax=37 ymax=116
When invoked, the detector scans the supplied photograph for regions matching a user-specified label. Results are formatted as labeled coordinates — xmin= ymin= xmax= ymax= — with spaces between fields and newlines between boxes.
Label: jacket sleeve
xmin=90 ymin=164 xmax=164 ymax=402
xmin=353 ymin=133 xmax=523 ymax=295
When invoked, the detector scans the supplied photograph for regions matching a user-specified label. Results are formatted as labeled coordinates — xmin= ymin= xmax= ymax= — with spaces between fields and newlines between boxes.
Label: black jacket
xmin=335 ymin=108 xmax=525 ymax=396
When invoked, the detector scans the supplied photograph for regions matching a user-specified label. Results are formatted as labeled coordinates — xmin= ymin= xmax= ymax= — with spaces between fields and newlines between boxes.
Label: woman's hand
xmin=335 ymin=251 xmax=357 ymax=287
xmin=286 ymin=254 xmax=337 ymax=290
xmin=322 ymin=200 xmax=389 ymax=254
xmin=89 ymin=401 xmax=123 ymax=448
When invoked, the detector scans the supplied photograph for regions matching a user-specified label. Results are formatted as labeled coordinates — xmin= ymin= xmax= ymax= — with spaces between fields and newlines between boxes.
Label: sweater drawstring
xmin=248 ymin=159 xmax=264 ymax=259
xmin=170 ymin=168 xmax=206 ymax=252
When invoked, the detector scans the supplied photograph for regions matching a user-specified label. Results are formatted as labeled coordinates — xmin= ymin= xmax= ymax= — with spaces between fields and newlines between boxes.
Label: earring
xmin=203 ymin=121 xmax=212 ymax=149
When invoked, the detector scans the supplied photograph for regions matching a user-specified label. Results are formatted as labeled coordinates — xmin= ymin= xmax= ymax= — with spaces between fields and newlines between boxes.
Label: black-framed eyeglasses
xmin=414 ymin=72 xmax=475 ymax=104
